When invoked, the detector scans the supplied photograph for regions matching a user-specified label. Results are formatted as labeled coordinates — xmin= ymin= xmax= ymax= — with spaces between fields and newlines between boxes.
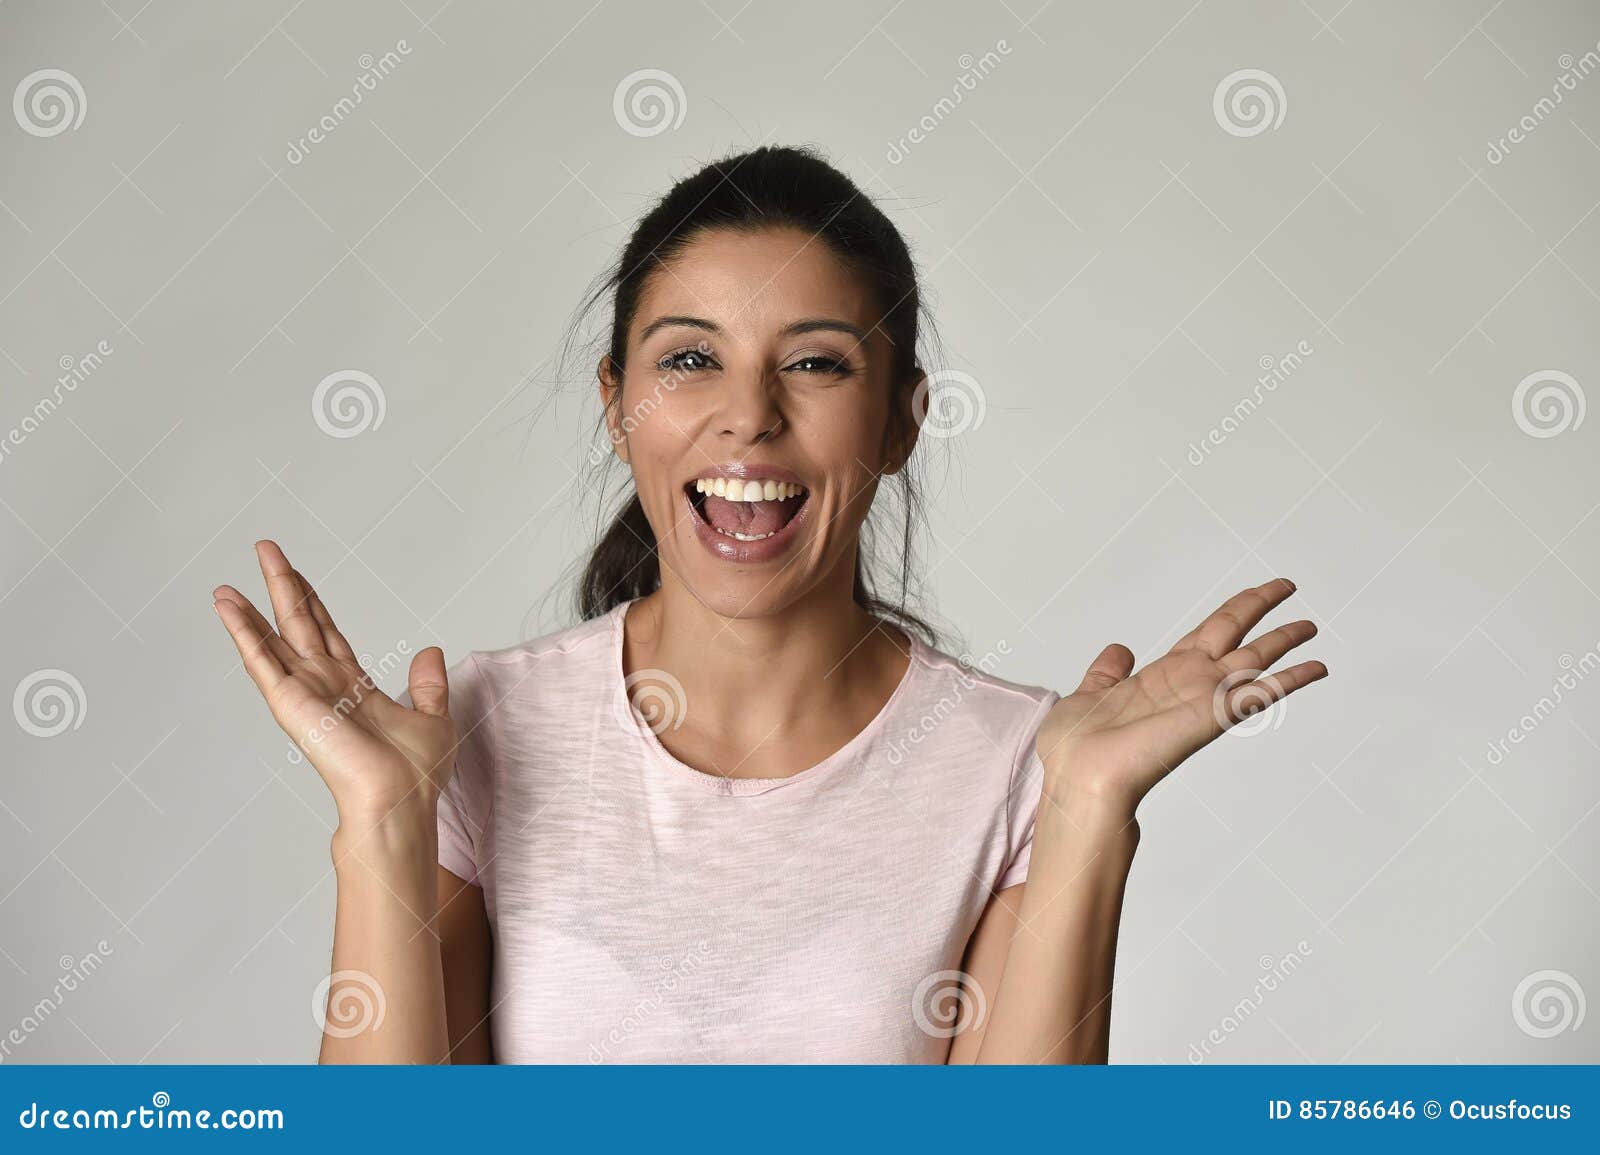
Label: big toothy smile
xmin=689 ymin=477 xmax=807 ymax=540
xmin=684 ymin=467 xmax=812 ymax=560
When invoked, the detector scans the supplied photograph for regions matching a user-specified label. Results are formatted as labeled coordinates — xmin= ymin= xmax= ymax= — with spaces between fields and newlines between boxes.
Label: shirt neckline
xmin=608 ymin=597 xmax=925 ymax=796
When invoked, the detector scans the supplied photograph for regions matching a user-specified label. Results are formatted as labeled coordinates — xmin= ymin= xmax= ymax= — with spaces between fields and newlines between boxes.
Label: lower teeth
xmin=718 ymin=528 xmax=775 ymax=541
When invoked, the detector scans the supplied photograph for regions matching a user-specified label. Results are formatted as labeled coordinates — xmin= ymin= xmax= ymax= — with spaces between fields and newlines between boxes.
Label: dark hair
xmin=572 ymin=144 xmax=942 ymax=647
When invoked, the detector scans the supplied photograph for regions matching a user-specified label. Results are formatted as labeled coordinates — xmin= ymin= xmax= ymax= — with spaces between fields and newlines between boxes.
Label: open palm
xmin=1035 ymin=578 xmax=1327 ymax=809
xmin=212 ymin=540 xmax=456 ymax=824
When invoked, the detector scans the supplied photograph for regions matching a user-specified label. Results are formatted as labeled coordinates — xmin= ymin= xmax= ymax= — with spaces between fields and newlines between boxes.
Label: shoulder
xmin=453 ymin=610 xmax=618 ymax=697
xmin=899 ymin=636 xmax=1059 ymax=760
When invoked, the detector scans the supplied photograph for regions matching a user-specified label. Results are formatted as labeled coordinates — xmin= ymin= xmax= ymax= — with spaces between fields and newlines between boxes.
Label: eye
xmin=784 ymin=353 xmax=854 ymax=376
xmin=658 ymin=347 xmax=717 ymax=373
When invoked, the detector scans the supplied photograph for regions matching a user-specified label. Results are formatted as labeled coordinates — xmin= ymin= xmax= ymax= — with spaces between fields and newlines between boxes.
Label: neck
xmin=625 ymin=557 xmax=907 ymax=769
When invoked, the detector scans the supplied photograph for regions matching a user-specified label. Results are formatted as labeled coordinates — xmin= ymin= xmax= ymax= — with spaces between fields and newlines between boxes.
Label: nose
xmin=715 ymin=368 xmax=785 ymax=444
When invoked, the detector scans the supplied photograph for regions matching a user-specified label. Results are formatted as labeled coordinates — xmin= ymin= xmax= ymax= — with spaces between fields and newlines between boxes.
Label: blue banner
xmin=2 ymin=1065 xmax=1596 ymax=1151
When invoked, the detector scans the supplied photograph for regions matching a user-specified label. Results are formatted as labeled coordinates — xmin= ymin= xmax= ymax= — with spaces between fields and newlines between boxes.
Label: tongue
xmin=703 ymin=495 xmax=788 ymax=537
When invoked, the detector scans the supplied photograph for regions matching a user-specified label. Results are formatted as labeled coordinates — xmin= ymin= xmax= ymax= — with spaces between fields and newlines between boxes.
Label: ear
xmin=881 ymin=370 xmax=926 ymax=477
xmin=597 ymin=354 xmax=631 ymax=465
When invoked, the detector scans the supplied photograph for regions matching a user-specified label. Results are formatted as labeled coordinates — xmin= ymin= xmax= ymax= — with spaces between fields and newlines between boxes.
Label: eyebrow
xmin=637 ymin=315 xmax=870 ymax=343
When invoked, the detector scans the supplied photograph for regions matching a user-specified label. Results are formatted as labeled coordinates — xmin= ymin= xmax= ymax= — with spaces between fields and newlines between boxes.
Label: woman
xmin=212 ymin=146 xmax=1327 ymax=1063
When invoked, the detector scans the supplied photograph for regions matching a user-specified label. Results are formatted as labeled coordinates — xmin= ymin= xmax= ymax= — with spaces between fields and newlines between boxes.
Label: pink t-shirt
xmin=434 ymin=599 xmax=1057 ymax=1063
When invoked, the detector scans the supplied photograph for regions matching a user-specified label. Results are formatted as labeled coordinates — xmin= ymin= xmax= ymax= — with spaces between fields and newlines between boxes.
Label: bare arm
xmin=437 ymin=866 xmax=493 ymax=1063
xmin=321 ymin=814 xmax=449 ymax=1062
xmin=944 ymin=883 xmax=1023 ymax=1063
xmin=960 ymin=798 xmax=1138 ymax=1064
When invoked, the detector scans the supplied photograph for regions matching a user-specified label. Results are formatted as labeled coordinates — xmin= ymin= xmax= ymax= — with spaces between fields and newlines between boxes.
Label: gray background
xmin=2 ymin=0 xmax=1597 ymax=1063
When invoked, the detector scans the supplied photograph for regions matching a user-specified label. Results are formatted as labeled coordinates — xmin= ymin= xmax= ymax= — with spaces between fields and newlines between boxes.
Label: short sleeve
xmin=398 ymin=650 xmax=496 ymax=886
xmin=996 ymin=691 xmax=1059 ymax=891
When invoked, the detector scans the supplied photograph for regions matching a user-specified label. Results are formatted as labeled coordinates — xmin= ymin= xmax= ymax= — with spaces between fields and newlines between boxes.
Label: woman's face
xmin=601 ymin=225 xmax=917 ymax=620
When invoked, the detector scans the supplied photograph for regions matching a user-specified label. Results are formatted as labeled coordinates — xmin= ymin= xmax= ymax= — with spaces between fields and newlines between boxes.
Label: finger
xmin=406 ymin=647 xmax=450 ymax=718
xmin=1221 ymin=619 xmax=1317 ymax=675
xmin=1222 ymin=660 xmax=1328 ymax=725
xmin=1075 ymin=643 xmax=1135 ymax=693
xmin=256 ymin=540 xmax=326 ymax=657
xmin=213 ymin=595 xmax=288 ymax=695
xmin=1176 ymin=577 xmax=1296 ymax=659
xmin=294 ymin=570 xmax=358 ymax=663
xmin=213 ymin=585 xmax=298 ymax=669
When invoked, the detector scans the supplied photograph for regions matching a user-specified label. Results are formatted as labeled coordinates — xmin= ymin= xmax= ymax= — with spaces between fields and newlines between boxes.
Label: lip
xmin=683 ymin=462 xmax=813 ymax=564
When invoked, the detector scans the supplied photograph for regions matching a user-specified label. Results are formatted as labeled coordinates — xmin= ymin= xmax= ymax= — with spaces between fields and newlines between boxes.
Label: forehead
xmin=631 ymin=226 xmax=880 ymax=343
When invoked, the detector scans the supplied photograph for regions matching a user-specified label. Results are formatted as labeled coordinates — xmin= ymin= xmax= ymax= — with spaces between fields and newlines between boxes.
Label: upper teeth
xmin=694 ymin=478 xmax=804 ymax=501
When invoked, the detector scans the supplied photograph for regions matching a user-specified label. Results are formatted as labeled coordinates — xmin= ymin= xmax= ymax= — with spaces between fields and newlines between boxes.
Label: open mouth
xmin=686 ymin=475 xmax=810 ymax=543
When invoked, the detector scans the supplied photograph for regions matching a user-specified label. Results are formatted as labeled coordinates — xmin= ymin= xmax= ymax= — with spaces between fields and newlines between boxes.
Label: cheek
xmin=802 ymin=381 xmax=892 ymax=442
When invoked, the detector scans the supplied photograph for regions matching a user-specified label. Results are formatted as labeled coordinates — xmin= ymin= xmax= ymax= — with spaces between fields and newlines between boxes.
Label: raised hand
xmin=1035 ymin=578 xmax=1328 ymax=814
xmin=212 ymin=540 xmax=456 ymax=832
